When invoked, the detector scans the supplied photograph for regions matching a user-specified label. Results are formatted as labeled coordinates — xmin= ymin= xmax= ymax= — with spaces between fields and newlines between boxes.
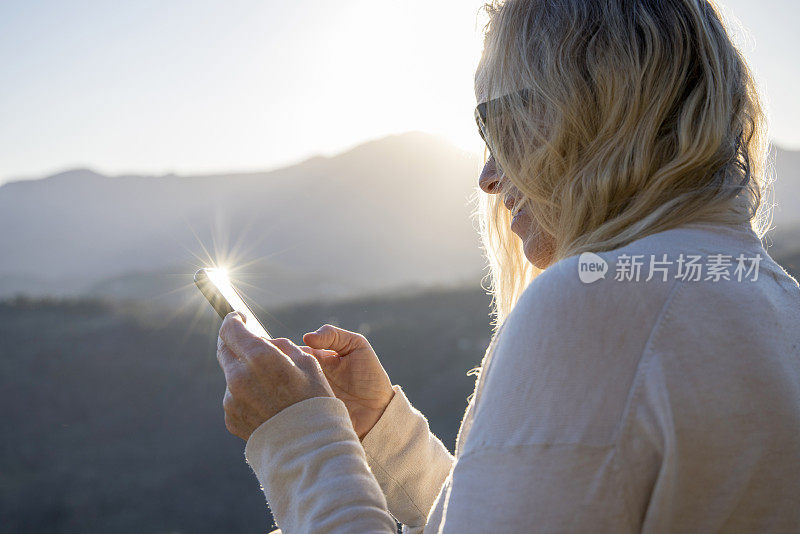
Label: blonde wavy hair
xmin=472 ymin=0 xmax=772 ymax=331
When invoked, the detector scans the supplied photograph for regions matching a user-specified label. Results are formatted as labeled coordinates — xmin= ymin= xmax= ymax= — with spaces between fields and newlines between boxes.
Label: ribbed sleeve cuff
xmin=244 ymin=396 xmax=396 ymax=533
xmin=360 ymin=385 xmax=455 ymax=527
xmin=245 ymin=396 xmax=353 ymax=474
xmin=361 ymin=384 xmax=416 ymax=459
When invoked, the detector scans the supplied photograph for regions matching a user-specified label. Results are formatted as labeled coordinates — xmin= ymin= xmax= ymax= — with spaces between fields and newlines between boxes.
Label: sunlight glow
xmin=0 ymin=0 xmax=492 ymax=182
xmin=204 ymin=267 xmax=271 ymax=339
xmin=1 ymin=0 xmax=799 ymax=182
xmin=160 ymin=212 xmax=294 ymax=345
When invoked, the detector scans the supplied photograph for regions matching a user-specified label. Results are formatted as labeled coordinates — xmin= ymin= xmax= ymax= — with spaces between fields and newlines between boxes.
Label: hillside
xmin=0 ymin=287 xmax=493 ymax=533
xmin=1 ymin=136 xmax=798 ymax=307
xmin=0 ymin=132 xmax=485 ymax=305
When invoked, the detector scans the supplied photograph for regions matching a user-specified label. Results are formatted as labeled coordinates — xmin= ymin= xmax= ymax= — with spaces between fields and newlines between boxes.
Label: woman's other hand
xmin=301 ymin=324 xmax=395 ymax=440
xmin=217 ymin=313 xmax=334 ymax=441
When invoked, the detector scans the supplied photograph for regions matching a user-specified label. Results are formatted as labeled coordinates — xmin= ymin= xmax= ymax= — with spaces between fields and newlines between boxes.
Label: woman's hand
xmin=217 ymin=313 xmax=334 ymax=441
xmin=301 ymin=324 xmax=395 ymax=440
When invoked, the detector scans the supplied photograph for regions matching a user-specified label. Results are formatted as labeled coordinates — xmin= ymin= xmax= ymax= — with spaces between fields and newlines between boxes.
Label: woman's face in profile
xmin=477 ymin=155 xmax=555 ymax=269
xmin=475 ymin=78 xmax=556 ymax=268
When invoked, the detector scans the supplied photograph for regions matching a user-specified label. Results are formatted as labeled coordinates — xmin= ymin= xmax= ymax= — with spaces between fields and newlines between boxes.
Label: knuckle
xmin=273 ymin=364 xmax=295 ymax=384
xmin=270 ymin=338 xmax=292 ymax=352
xmin=295 ymin=348 xmax=315 ymax=364
xmin=223 ymin=344 xmax=237 ymax=362
xmin=299 ymin=354 xmax=322 ymax=374
xmin=247 ymin=353 xmax=272 ymax=373
xmin=244 ymin=337 xmax=271 ymax=358
xmin=224 ymin=413 xmax=236 ymax=433
xmin=222 ymin=391 xmax=234 ymax=411
xmin=219 ymin=319 xmax=234 ymax=343
xmin=216 ymin=342 xmax=230 ymax=361
xmin=226 ymin=369 xmax=249 ymax=395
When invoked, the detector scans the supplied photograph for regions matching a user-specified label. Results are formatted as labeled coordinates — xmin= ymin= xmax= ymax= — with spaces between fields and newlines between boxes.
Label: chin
xmin=522 ymin=229 xmax=556 ymax=269
xmin=512 ymin=212 xmax=556 ymax=269
xmin=524 ymin=245 xmax=554 ymax=269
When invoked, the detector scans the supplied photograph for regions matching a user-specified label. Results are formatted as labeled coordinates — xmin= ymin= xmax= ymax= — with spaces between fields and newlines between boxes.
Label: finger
xmin=216 ymin=341 xmax=247 ymax=384
xmin=222 ymin=387 xmax=234 ymax=413
xmin=299 ymin=345 xmax=339 ymax=359
xmin=224 ymin=411 xmax=247 ymax=440
xmin=271 ymin=337 xmax=313 ymax=366
xmin=299 ymin=346 xmax=340 ymax=372
xmin=220 ymin=312 xmax=276 ymax=362
xmin=303 ymin=324 xmax=367 ymax=354
xmin=216 ymin=338 xmax=240 ymax=370
xmin=223 ymin=388 xmax=248 ymax=422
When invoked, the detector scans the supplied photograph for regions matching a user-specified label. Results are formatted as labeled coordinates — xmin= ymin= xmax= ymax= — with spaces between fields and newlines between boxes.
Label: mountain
xmin=0 ymin=135 xmax=798 ymax=306
xmin=772 ymin=146 xmax=800 ymax=227
xmin=0 ymin=288 xmax=494 ymax=532
xmin=0 ymin=132 xmax=486 ymax=306
xmin=758 ymin=146 xmax=800 ymax=266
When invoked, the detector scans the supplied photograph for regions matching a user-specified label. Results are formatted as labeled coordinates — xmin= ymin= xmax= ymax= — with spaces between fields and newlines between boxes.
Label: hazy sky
xmin=1 ymin=0 xmax=798 ymax=184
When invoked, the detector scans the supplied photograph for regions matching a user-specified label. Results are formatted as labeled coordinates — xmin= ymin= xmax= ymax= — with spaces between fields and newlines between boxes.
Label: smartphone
xmin=194 ymin=268 xmax=271 ymax=339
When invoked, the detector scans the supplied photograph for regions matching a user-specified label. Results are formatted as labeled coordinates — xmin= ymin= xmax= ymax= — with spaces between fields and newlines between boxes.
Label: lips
xmin=511 ymin=209 xmax=524 ymax=230
xmin=504 ymin=196 xmax=524 ymax=219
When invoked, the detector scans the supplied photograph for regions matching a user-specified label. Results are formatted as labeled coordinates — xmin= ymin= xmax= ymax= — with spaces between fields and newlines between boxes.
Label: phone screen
xmin=194 ymin=268 xmax=271 ymax=339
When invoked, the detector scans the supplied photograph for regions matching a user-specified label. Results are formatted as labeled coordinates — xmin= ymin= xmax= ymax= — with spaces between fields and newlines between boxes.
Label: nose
xmin=478 ymin=156 xmax=502 ymax=194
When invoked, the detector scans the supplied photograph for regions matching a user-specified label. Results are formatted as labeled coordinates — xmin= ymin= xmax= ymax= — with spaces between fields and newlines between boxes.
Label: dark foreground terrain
xmin=0 ymin=285 xmax=493 ymax=533
xmin=2 ymin=247 xmax=798 ymax=533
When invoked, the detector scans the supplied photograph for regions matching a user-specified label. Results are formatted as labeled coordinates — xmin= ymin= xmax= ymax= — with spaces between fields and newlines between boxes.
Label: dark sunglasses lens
xmin=474 ymin=111 xmax=491 ymax=154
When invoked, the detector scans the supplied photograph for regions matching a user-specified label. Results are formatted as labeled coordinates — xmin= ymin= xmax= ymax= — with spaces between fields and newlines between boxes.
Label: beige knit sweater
xmin=244 ymin=222 xmax=800 ymax=533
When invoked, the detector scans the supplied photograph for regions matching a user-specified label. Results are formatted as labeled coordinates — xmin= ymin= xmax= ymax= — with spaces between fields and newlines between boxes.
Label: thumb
xmin=303 ymin=324 xmax=366 ymax=355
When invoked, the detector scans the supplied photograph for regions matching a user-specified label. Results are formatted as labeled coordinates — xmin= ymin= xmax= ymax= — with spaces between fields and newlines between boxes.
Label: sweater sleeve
xmin=361 ymin=385 xmax=455 ymax=526
xmin=244 ymin=396 xmax=397 ymax=534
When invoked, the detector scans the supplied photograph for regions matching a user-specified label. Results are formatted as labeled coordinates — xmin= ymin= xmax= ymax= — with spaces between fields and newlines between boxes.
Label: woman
xmin=216 ymin=0 xmax=800 ymax=531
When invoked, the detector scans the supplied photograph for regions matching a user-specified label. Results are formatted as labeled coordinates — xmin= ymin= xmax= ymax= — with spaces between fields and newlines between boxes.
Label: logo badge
xmin=578 ymin=252 xmax=608 ymax=284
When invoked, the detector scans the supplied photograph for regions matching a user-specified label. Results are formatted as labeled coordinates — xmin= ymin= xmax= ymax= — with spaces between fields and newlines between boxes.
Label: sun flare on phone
xmin=195 ymin=267 xmax=271 ymax=339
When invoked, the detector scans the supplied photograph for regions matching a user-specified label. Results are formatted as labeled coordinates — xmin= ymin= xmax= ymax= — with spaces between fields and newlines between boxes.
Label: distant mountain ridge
xmin=772 ymin=146 xmax=800 ymax=228
xmin=0 ymin=132 xmax=487 ymax=305
xmin=0 ymin=134 xmax=798 ymax=305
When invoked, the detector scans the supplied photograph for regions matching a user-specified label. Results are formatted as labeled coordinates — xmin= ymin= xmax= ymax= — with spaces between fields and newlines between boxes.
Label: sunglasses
xmin=474 ymin=88 xmax=531 ymax=159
